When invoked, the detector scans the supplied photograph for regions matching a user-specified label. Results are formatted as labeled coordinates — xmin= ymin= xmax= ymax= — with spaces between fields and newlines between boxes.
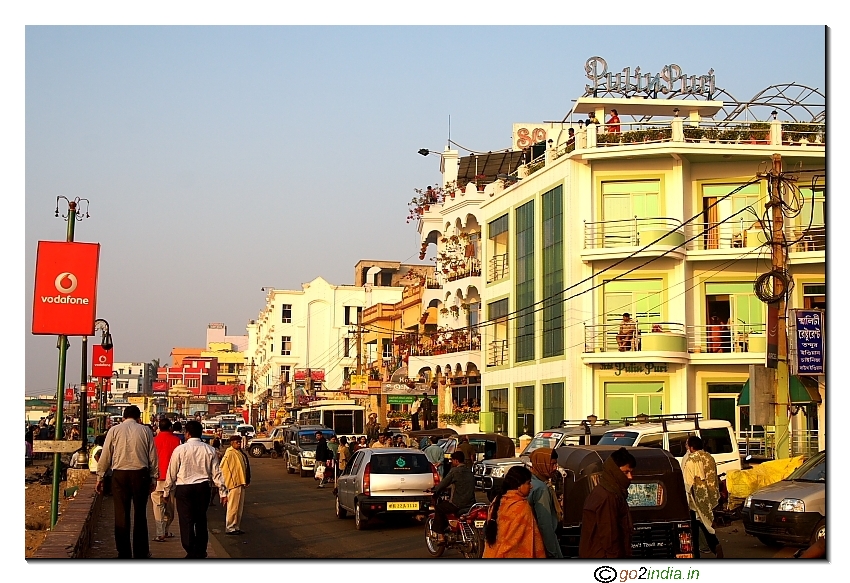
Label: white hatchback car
xmin=334 ymin=448 xmax=439 ymax=530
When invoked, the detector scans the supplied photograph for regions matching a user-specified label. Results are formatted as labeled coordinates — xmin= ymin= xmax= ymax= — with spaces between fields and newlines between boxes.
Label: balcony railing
xmin=441 ymin=258 xmax=482 ymax=282
xmin=687 ymin=323 xmax=766 ymax=354
xmin=685 ymin=219 xmax=768 ymax=251
xmin=584 ymin=322 xmax=686 ymax=353
xmin=739 ymin=429 xmax=819 ymax=459
xmin=407 ymin=330 xmax=482 ymax=357
xmin=584 ymin=217 xmax=685 ymax=250
xmin=487 ymin=339 xmax=508 ymax=366
xmin=488 ymin=253 xmax=509 ymax=282
xmin=786 ymin=224 xmax=826 ymax=252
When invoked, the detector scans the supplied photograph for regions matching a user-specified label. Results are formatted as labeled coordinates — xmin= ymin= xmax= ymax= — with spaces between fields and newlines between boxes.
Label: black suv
xmin=282 ymin=424 xmax=335 ymax=478
xmin=473 ymin=419 xmax=621 ymax=500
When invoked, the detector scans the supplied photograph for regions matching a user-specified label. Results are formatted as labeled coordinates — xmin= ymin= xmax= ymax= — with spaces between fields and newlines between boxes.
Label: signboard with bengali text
xmin=791 ymin=309 xmax=824 ymax=375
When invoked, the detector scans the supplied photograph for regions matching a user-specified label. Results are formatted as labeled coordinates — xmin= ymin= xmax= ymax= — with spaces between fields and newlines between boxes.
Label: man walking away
xmin=151 ymin=418 xmax=181 ymax=542
xmin=579 ymin=447 xmax=636 ymax=558
xmin=221 ymin=434 xmax=251 ymax=535
xmin=430 ymin=451 xmax=476 ymax=541
xmin=683 ymin=436 xmax=724 ymax=558
xmin=96 ymin=405 xmax=159 ymax=559
xmin=163 ymin=420 xmax=227 ymax=559
xmin=424 ymin=436 xmax=445 ymax=478
xmin=315 ymin=431 xmax=332 ymax=487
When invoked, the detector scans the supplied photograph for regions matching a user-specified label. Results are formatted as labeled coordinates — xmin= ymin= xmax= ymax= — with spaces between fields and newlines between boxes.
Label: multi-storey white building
xmin=414 ymin=67 xmax=824 ymax=457
xmin=245 ymin=273 xmax=405 ymax=415
xmin=112 ymin=361 xmax=156 ymax=395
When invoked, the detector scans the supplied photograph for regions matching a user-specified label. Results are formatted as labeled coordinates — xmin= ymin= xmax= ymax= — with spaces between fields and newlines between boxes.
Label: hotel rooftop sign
xmin=584 ymin=56 xmax=716 ymax=99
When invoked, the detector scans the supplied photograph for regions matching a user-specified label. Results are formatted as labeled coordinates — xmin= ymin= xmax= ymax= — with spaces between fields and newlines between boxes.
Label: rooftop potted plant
xmin=747 ymin=122 xmax=770 ymax=144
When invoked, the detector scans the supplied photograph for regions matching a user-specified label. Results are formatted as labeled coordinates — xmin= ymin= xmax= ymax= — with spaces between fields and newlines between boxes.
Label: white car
xmin=234 ymin=424 xmax=256 ymax=439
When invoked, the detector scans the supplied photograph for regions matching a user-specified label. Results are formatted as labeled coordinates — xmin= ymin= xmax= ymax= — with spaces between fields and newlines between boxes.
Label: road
xmin=205 ymin=455 xmax=798 ymax=559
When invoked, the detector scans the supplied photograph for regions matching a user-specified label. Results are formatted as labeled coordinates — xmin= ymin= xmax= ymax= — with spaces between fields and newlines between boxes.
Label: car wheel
xmin=424 ymin=516 xmax=445 ymax=557
xmin=354 ymin=503 xmax=368 ymax=530
xmin=757 ymin=535 xmax=783 ymax=548
xmin=270 ymin=450 xmax=279 ymax=459
xmin=335 ymin=496 xmax=347 ymax=519
xmin=810 ymin=519 xmax=825 ymax=547
xmin=299 ymin=459 xmax=311 ymax=478
xmin=249 ymin=444 xmax=265 ymax=458
xmin=285 ymin=453 xmax=295 ymax=474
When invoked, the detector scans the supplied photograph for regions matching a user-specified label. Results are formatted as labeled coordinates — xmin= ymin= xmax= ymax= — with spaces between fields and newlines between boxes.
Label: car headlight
xmin=744 ymin=495 xmax=752 ymax=508
xmin=302 ymin=450 xmax=315 ymax=458
xmin=778 ymin=498 xmax=805 ymax=512
xmin=491 ymin=467 xmax=506 ymax=478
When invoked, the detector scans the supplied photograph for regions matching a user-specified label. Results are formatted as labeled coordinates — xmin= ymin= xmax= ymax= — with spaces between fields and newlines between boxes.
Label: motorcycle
xmin=424 ymin=492 xmax=489 ymax=558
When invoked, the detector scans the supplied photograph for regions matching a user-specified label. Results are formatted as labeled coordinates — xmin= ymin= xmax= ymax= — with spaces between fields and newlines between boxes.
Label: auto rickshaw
xmin=555 ymin=445 xmax=693 ymax=559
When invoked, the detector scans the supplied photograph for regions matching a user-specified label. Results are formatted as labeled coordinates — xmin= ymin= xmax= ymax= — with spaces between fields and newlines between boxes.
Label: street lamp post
xmin=94 ymin=319 xmax=113 ymax=433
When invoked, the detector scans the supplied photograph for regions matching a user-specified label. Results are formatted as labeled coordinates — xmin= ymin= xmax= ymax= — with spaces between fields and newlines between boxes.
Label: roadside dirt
xmin=25 ymin=461 xmax=72 ymax=558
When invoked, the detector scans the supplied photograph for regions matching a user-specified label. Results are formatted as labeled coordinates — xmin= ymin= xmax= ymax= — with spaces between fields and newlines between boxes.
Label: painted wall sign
xmin=584 ymin=56 xmax=716 ymax=98
xmin=598 ymin=362 xmax=669 ymax=376
xmin=792 ymin=309 xmax=824 ymax=375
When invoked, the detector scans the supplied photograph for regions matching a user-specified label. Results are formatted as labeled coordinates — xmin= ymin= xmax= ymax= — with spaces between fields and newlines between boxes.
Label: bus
xmin=297 ymin=400 xmax=366 ymax=439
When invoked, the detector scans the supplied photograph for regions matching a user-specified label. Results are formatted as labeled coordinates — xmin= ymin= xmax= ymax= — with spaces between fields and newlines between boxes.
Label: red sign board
xmin=32 ymin=241 xmax=100 ymax=336
xmin=64 ymin=388 xmax=75 ymax=401
xmin=87 ymin=382 xmax=97 ymax=397
xmin=92 ymin=345 xmax=114 ymax=377
xmin=294 ymin=369 xmax=308 ymax=381
xmin=311 ymin=369 xmax=325 ymax=381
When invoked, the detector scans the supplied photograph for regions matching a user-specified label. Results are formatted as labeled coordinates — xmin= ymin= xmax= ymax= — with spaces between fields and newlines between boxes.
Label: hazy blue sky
xmin=22 ymin=25 xmax=826 ymax=395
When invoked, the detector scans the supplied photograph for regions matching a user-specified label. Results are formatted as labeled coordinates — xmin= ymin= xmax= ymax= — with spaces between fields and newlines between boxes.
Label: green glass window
xmin=542 ymin=186 xmax=564 ymax=358
xmin=516 ymin=385 xmax=535 ymax=436
xmin=515 ymin=201 xmax=535 ymax=362
xmin=488 ymin=388 xmax=509 ymax=435
xmin=542 ymin=382 xmax=564 ymax=430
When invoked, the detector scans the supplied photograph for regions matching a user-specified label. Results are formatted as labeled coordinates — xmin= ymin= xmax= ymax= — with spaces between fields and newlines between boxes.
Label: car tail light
xmin=363 ymin=462 xmax=371 ymax=496
xmin=431 ymin=464 xmax=440 ymax=487
xmin=679 ymin=530 xmax=692 ymax=554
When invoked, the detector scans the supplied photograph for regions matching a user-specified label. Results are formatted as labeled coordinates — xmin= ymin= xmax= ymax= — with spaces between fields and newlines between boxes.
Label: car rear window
xmin=700 ymin=428 xmax=734 ymax=454
xmin=597 ymin=431 xmax=639 ymax=446
xmin=370 ymin=453 xmax=431 ymax=474
xmin=298 ymin=431 xmax=334 ymax=445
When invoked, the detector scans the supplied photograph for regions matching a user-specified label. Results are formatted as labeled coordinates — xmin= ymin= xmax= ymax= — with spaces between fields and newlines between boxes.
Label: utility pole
xmin=768 ymin=154 xmax=790 ymax=459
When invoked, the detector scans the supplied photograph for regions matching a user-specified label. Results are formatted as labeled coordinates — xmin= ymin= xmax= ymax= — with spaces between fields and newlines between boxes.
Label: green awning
xmin=739 ymin=375 xmax=821 ymax=406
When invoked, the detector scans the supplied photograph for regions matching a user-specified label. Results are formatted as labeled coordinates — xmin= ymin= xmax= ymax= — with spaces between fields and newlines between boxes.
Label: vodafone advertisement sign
xmin=92 ymin=345 xmax=114 ymax=378
xmin=32 ymin=241 xmax=100 ymax=336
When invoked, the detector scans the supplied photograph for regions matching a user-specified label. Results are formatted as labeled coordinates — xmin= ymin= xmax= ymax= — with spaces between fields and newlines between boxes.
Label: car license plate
xmin=474 ymin=520 xmax=485 ymax=528
xmin=387 ymin=502 xmax=419 ymax=511
xmin=754 ymin=514 xmax=766 ymax=523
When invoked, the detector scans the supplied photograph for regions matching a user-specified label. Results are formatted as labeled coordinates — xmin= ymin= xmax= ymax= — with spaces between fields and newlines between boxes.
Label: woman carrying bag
xmin=482 ymin=465 xmax=546 ymax=558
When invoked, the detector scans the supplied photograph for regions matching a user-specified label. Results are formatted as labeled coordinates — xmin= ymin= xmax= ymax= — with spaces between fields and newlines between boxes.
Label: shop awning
xmin=739 ymin=375 xmax=821 ymax=406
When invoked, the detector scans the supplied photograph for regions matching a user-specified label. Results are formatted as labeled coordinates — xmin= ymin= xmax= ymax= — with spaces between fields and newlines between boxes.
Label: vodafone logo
xmin=98 ymin=355 xmax=108 ymax=364
xmin=55 ymin=272 xmax=78 ymax=294
xmin=41 ymin=271 xmax=89 ymax=305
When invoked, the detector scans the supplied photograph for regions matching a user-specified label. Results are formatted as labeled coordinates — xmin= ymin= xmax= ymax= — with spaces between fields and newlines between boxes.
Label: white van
xmin=597 ymin=413 xmax=742 ymax=475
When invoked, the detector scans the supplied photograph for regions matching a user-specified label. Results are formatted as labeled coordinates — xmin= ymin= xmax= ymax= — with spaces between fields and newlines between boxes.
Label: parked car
xmin=334 ymin=447 xmax=439 ymax=530
xmin=555 ymin=445 xmax=694 ymax=558
xmin=235 ymin=424 xmax=256 ymax=439
xmin=439 ymin=433 xmax=515 ymax=483
xmin=219 ymin=420 xmax=240 ymax=439
xmin=247 ymin=425 xmax=289 ymax=458
xmin=473 ymin=419 xmax=622 ymax=500
xmin=597 ymin=413 xmax=742 ymax=475
xmin=282 ymin=425 xmax=335 ymax=477
xmin=742 ymin=450 xmax=825 ymax=548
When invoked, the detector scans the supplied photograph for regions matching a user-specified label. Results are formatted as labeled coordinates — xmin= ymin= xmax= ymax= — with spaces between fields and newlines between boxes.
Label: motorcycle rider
xmin=429 ymin=451 xmax=476 ymax=542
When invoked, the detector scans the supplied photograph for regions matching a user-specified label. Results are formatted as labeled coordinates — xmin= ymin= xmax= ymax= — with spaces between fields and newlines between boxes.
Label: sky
xmin=6 ymin=2 xmax=843 ymax=577
xmin=21 ymin=24 xmax=828 ymax=397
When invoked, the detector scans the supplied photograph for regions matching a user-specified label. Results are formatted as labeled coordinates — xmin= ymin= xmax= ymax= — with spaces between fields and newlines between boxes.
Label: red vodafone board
xmin=32 ymin=241 xmax=100 ymax=335
xmin=92 ymin=345 xmax=114 ymax=378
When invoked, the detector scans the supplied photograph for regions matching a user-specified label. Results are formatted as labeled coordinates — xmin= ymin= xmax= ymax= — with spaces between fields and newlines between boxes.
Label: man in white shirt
xmin=410 ymin=397 xmax=422 ymax=431
xmin=163 ymin=420 xmax=228 ymax=559
xmin=96 ymin=405 xmax=158 ymax=559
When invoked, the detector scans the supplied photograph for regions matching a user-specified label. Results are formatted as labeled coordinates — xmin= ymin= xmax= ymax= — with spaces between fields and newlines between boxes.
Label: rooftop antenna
xmin=447 ymin=114 xmax=451 ymax=150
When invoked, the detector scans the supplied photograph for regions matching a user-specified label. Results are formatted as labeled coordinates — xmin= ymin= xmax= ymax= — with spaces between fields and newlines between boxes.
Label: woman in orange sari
xmin=482 ymin=466 xmax=547 ymax=558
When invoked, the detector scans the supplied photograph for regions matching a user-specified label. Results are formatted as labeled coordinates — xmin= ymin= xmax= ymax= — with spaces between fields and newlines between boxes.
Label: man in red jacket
xmin=151 ymin=418 xmax=181 ymax=542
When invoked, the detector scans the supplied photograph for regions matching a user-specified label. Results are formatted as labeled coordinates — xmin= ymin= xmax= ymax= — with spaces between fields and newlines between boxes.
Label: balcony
xmin=488 ymin=254 xmax=509 ymax=283
xmin=687 ymin=323 xmax=766 ymax=363
xmin=487 ymin=339 xmax=508 ymax=367
xmin=582 ymin=322 xmax=688 ymax=364
xmin=582 ymin=218 xmax=686 ymax=261
xmin=440 ymin=258 xmax=482 ymax=283
xmin=786 ymin=224 xmax=825 ymax=255
xmin=408 ymin=329 xmax=481 ymax=357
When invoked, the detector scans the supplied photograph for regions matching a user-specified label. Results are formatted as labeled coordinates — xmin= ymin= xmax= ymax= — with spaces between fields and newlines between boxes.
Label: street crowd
xmin=90 ymin=405 xmax=250 ymax=559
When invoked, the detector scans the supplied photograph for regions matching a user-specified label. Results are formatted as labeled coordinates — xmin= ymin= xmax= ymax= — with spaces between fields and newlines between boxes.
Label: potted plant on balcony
xmin=449 ymin=305 xmax=460 ymax=318
xmin=747 ymin=122 xmax=770 ymax=144
xmin=439 ymin=307 xmax=450 ymax=316
xmin=474 ymin=174 xmax=487 ymax=191
xmin=683 ymin=126 xmax=704 ymax=143
xmin=718 ymin=127 xmax=741 ymax=143
xmin=702 ymin=127 xmax=720 ymax=142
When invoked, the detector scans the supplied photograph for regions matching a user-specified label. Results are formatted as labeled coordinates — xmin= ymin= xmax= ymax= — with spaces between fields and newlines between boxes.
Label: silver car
xmin=334 ymin=448 xmax=438 ymax=530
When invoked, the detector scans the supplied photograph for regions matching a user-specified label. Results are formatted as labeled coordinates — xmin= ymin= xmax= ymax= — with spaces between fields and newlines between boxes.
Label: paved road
xmin=206 ymin=456 xmax=464 ymax=559
xmin=205 ymin=455 xmax=798 ymax=559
